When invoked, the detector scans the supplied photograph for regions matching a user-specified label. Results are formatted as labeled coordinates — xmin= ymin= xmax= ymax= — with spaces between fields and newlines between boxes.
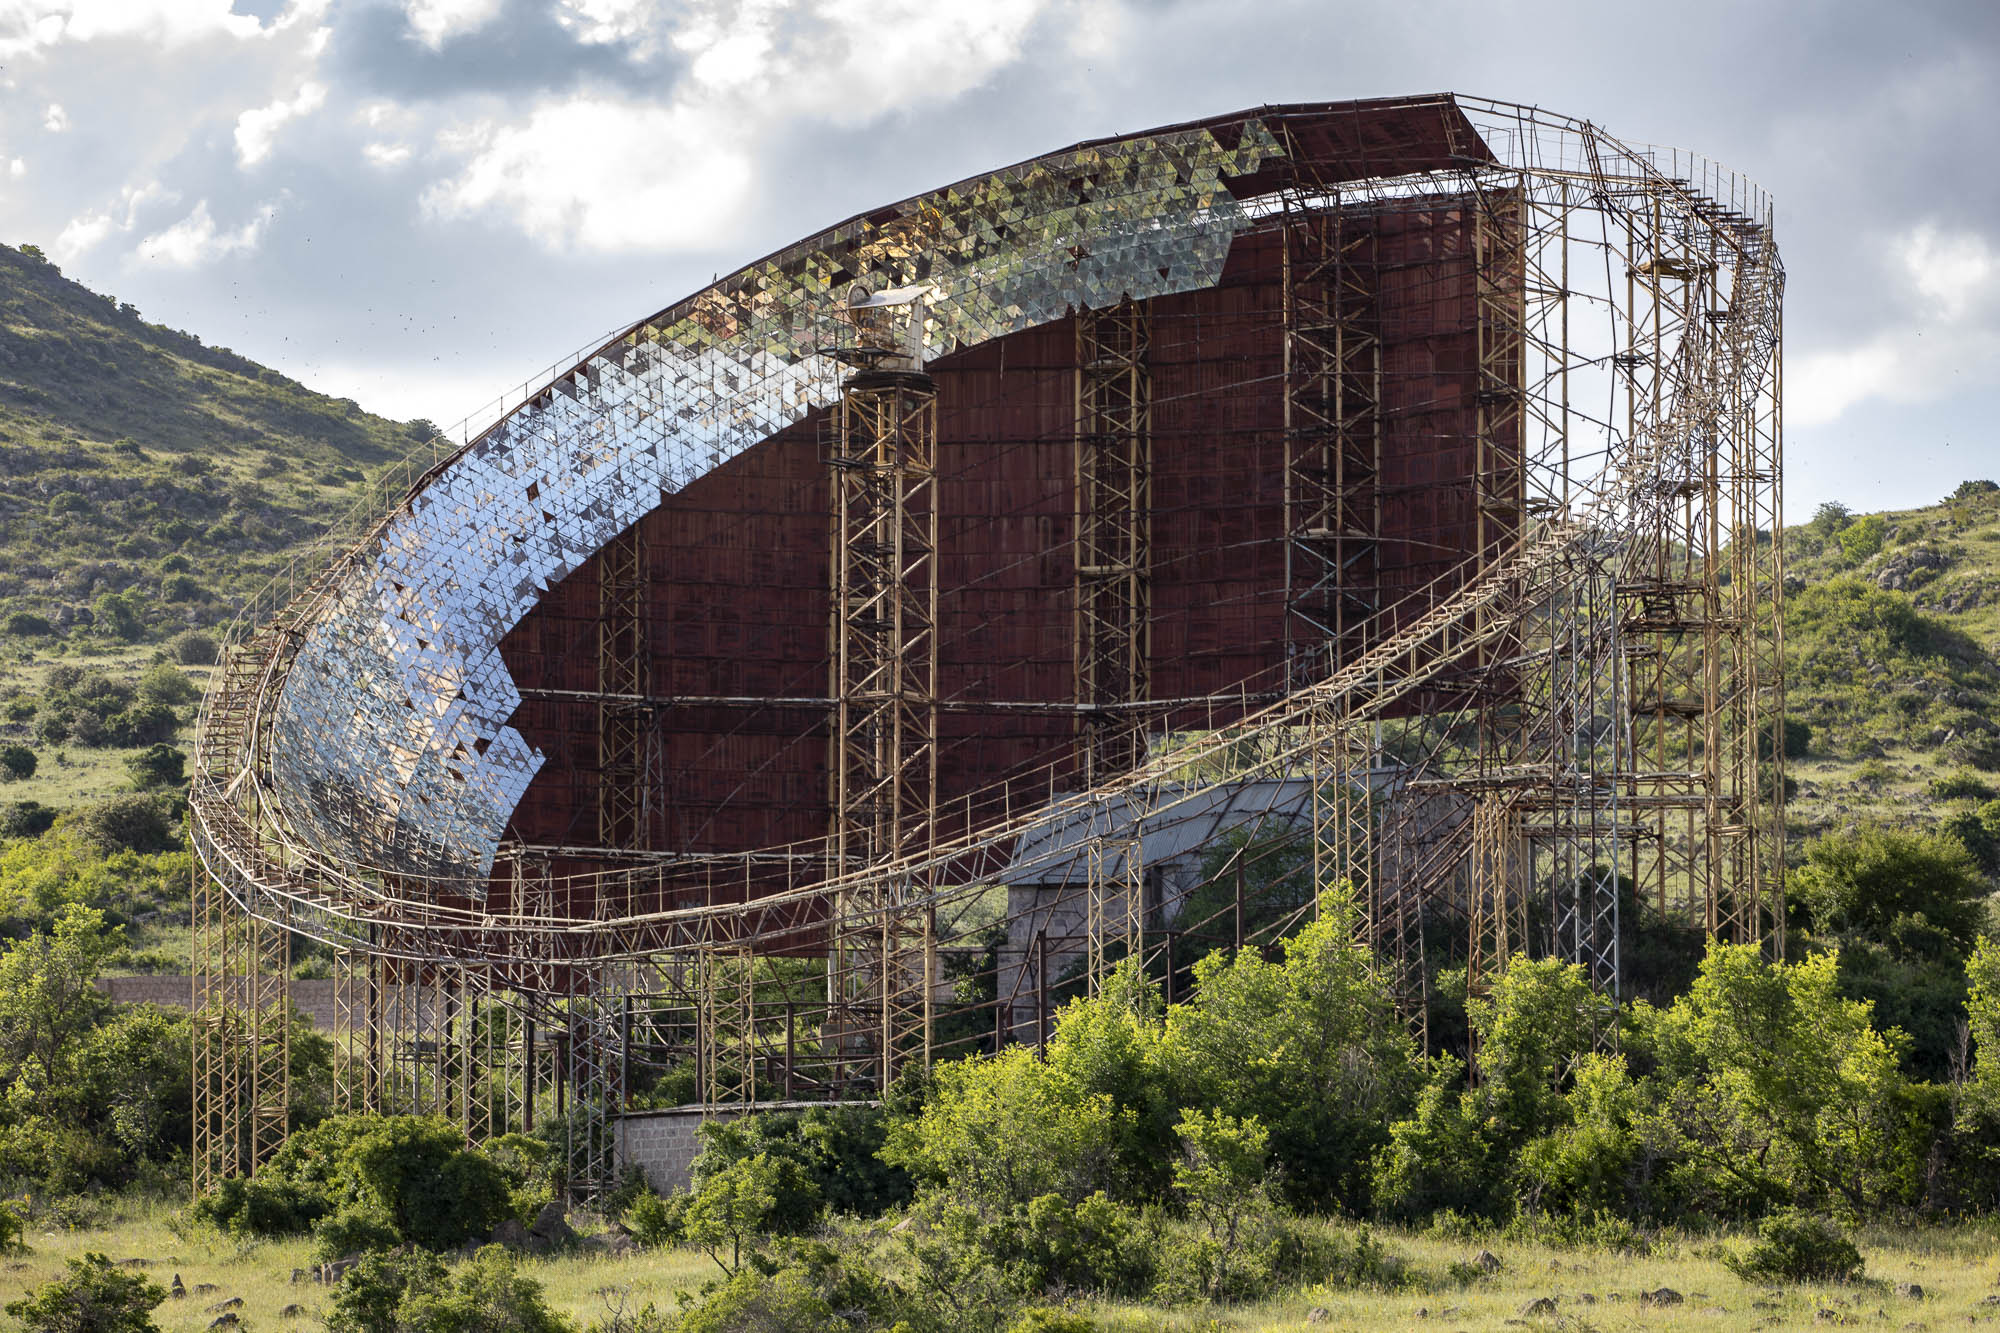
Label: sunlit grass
xmin=3 ymin=1203 xmax=1988 ymax=1333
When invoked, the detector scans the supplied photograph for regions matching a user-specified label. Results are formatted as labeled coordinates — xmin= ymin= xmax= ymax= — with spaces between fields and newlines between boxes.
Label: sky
xmin=2 ymin=0 xmax=1997 ymax=520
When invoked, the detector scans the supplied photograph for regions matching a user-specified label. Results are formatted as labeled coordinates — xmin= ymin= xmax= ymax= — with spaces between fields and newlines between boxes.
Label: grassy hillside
xmin=0 ymin=241 xmax=437 ymax=813
xmin=1781 ymin=482 xmax=2000 ymax=840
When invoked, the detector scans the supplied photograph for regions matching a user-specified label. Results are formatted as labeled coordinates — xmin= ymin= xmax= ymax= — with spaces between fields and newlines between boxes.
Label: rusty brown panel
xmin=496 ymin=195 xmax=1509 ymax=944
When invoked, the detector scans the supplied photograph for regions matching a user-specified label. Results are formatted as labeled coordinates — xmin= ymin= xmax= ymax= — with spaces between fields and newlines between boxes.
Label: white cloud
xmin=423 ymin=98 xmax=755 ymax=252
xmin=7 ymin=159 xmax=22 ymax=178
xmin=135 ymin=199 xmax=271 ymax=267
xmin=0 ymin=1 xmax=264 ymax=58
xmin=1790 ymin=223 xmax=2000 ymax=428
xmin=235 ymin=81 xmax=326 ymax=167
xmin=51 ymin=179 xmax=174 ymax=262
xmin=43 ymin=102 xmax=66 ymax=131
xmin=421 ymin=0 xmax=1054 ymax=255
xmin=364 ymin=141 xmax=413 ymax=168
xmin=404 ymin=0 xmax=502 ymax=49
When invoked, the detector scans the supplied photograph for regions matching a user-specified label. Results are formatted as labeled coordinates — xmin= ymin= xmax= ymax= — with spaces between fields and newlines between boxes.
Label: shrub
xmin=671 ymin=1239 xmax=900 ymax=1333
xmin=0 ymin=801 xmax=57 ymax=839
xmin=624 ymin=1189 xmax=687 ymax=1248
xmin=312 ymin=1202 xmax=402 ymax=1261
xmin=3 ymin=612 xmax=53 ymax=637
xmin=198 ymin=1115 xmax=514 ymax=1252
xmin=0 ymin=743 xmax=34 ymax=782
xmin=136 ymin=663 xmax=197 ymax=707
xmin=327 ymin=1249 xmax=448 ymax=1333
xmin=1722 ymin=1210 xmax=1864 ymax=1283
xmin=165 ymin=629 xmax=217 ymax=665
xmin=91 ymin=591 xmax=141 ymax=641
xmin=1838 ymin=514 xmax=1887 ymax=563
xmin=124 ymin=744 xmax=184 ymax=790
xmin=159 ymin=573 xmax=205 ymax=602
xmin=1792 ymin=826 xmax=1989 ymax=952
xmin=71 ymin=795 xmax=177 ymax=854
xmin=691 ymin=1102 xmax=911 ymax=1221
xmin=5 ymin=1251 xmax=164 ymax=1333
xmin=391 ymin=1246 xmax=570 ymax=1333
xmin=1931 ymin=771 xmax=1997 ymax=802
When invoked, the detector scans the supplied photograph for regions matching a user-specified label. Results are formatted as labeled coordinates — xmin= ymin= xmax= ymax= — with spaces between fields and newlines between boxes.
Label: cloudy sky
xmin=2 ymin=0 xmax=1995 ymax=517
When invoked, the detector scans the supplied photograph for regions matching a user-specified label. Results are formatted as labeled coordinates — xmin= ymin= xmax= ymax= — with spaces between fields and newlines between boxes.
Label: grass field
xmin=4 ymin=1203 xmax=1992 ymax=1332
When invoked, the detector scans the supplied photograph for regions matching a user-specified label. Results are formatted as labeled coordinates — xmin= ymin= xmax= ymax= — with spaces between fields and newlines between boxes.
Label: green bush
xmin=624 ymin=1189 xmax=687 ymax=1248
xmin=1792 ymin=825 xmax=1988 ymax=952
xmin=327 ymin=1249 xmax=448 ymax=1333
xmin=0 ymin=743 xmax=34 ymax=782
xmin=691 ymin=1103 xmax=911 ymax=1222
xmin=3 ymin=612 xmax=53 ymax=637
xmin=312 ymin=1202 xmax=402 ymax=1261
xmin=136 ymin=663 xmax=197 ymax=707
xmin=391 ymin=1246 xmax=571 ymax=1333
xmin=1007 ymin=1311 xmax=1100 ymax=1333
xmin=1838 ymin=514 xmax=1887 ymax=563
xmin=671 ymin=1238 xmax=900 ymax=1333
xmin=165 ymin=629 xmax=217 ymax=665
xmin=5 ymin=1251 xmax=163 ymax=1333
xmin=1931 ymin=771 xmax=1998 ymax=802
xmin=0 ymin=800 xmax=56 ymax=839
xmin=1722 ymin=1209 xmax=1864 ymax=1283
xmin=70 ymin=795 xmax=177 ymax=854
xmin=197 ymin=1115 xmax=514 ymax=1252
xmin=123 ymin=744 xmax=184 ymax=790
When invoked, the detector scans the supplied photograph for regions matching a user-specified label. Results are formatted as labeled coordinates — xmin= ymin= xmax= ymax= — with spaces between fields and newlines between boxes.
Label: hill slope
xmin=1781 ymin=483 xmax=2000 ymax=838
xmin=0 ymin=241 xmax=436 ymax=812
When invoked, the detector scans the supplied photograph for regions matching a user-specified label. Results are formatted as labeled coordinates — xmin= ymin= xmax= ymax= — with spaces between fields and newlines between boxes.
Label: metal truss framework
xmin=188 ymin=99 xmax=1784 ymax=1199
xmin=827 ymin=366 xmax=939 ymax=1093
xmin=1074 ymin=301 xmax=1152 ymax=786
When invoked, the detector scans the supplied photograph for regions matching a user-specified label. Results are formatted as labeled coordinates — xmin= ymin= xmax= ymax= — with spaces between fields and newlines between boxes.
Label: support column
xmin=190 ymin=870 xmax=288 ymax=1195
xmin=1073 ymin=301 xmax=1151 ymax=785
xmin=828 ymin=354 xmax=938 ymax=1091
xmin=1284 ymin=200 xmax=1380 ymax=685
xmin=598 ymin=526 xmax=651 ymax=850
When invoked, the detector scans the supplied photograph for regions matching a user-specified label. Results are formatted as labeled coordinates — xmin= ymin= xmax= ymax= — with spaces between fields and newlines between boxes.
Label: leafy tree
xmin=1162 ymin=885 xmax=1422 ymax=1211
xmin=1171 ymin=1108 xmax=1272 ymax=1298
xmin=0 ymin=905 xmax=115 ymax=1089
xmin=1634 ymin=944 xmax=1912 ymax=1214
xmin=1467 ymin=956 xmax=1614 ymax=1135
xmin=684 ymin=1152 xmax=780 ymax=1275
xmin=1808 ymin=501 xmax=1852 ymax=538
xmin=5 ymin=1252 xmax=164 ymax=1333
xmin=89 ymin=591 xmax=141 ymax=641
xmin=0 ymin=744 xmax=34 ymax=782
xmin=1792 ymin=826 xmax=1989 ymax=954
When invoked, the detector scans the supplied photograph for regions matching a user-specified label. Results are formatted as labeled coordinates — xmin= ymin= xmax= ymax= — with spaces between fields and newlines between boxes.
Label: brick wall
xmin=614 ymin=1100 xmax=881 ymax=1193
xmin=95 ymin=976 xmax=343 ymax=1030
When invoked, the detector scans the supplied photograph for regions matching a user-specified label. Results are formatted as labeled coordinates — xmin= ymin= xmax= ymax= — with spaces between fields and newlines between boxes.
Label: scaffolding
xmin=1074 ymin=301 xmax=1152 ymax=785
xmin=828 ymin=314 xmax=940 ymax=1090
xmin=186 ymin=98 xmax=1783 ymax=1199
